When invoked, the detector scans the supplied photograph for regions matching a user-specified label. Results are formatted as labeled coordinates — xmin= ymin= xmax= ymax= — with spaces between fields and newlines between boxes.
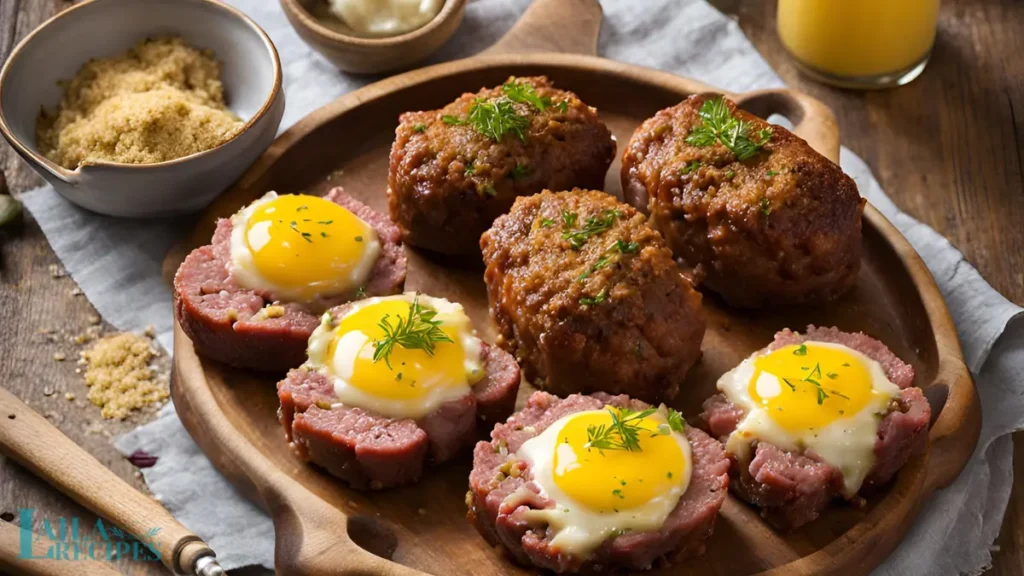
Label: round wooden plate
xmin=166 ymin=1 xmax=980 ymax=574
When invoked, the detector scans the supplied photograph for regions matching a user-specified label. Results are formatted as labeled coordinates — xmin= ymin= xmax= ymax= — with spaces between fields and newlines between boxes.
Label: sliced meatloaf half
xmin=174 ymin=187 xmax=406 ymax=372
xmin=278 ymin=344 xmax=521 ymax=490
xmin=468 ymin=391 xmax=730 ymax=573
xmin=699 ymin=326 xmax=931 ymax=531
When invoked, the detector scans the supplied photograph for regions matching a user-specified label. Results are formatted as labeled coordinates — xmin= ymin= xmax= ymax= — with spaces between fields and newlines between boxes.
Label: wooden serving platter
xmin=166 ymin=1 xmax=980 ymax=574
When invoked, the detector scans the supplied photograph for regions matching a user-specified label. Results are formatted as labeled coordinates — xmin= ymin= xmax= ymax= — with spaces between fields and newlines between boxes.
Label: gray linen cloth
xmin=15 ymin=0 xmax=1022 ymax=573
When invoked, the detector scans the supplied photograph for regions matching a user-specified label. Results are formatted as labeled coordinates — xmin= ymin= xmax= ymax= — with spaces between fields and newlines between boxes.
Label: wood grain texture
xmin=0 ymin=0 xmax=1020 ymax=574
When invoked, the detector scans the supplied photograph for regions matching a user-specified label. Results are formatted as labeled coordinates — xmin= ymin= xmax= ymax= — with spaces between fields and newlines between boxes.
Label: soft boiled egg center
xmin=718 ymin=341 xmax=901 ymax=496
xmin=230 ymin=193 xmax=380 ymax=303
xmin=306 ymin=294 xmax=484 ymax=419
xmin=516 ymin=408 xmax=692 ymax=557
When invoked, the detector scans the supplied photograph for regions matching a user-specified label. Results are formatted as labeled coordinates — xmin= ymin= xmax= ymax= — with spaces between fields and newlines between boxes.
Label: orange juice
xmin=777 ymin=0 xmax=939 ymax=86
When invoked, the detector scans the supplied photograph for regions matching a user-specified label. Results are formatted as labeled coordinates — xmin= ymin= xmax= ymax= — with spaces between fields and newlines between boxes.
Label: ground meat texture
xmin=278 ymin=341 xmax=521 ymax=490
xmin=481 ymin=189 xmax=705 ymax=404
xmin=468 ymin=392 xmax=730 ymax=573
xmin=698 ymin=326 xmax=931 ymax=530
xmin=621 ymin=94 xmax=864 ymax=308
xmin=173 ymin=188 xmax=406 ymax=372
xmin=388 ymin=76 xmax=615 ymax=254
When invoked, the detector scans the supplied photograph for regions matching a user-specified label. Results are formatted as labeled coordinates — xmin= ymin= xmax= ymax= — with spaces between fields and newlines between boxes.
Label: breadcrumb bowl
xmin=0 ymin=0 xmax=284 ymax=217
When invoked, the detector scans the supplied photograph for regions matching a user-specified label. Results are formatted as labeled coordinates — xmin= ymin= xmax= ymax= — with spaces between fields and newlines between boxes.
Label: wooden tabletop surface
xmin=1 ymin=0 xmax=1020 ymax=574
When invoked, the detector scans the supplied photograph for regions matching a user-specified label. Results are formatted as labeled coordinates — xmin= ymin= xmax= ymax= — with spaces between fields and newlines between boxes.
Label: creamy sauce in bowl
xmin=327 ymin=0 xmax=444 ymax=37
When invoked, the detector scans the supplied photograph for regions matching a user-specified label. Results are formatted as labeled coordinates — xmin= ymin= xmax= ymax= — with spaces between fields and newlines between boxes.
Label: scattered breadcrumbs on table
xmin=37 ymin=37 xmax=243 ymax=169
xmin=79 ymin=332 xmax=169 ymax=420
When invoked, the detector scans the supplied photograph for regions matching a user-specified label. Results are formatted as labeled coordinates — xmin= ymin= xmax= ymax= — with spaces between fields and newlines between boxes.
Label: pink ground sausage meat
xmin=173 ymin=188 xmax=406 ymax=372
xmin=468 ymin=391 xmax=730 ymax=573
xmin=278 ymin=340 xmax=521 ymax=490
xmin=699 ymin=326 xmax=931 ymax=530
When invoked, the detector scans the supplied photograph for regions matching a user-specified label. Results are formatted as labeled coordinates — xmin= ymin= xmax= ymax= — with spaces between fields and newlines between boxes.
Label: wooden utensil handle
xmin=482 ymin=0 xmax=602 ymax=56
xmin=0 ymin=386 xmax=214 ymax=574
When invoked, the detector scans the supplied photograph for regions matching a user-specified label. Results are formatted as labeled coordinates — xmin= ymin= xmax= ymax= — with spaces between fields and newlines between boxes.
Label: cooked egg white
xmin=718 ymin=341 xmax=901 ymax=496
xmin=229 ymin=192 xmax=380 ymax=304
xmin=514 ymin=407 xmax=692 ymax=558
xmin=306 ymin=293 xmax=483 ymax=419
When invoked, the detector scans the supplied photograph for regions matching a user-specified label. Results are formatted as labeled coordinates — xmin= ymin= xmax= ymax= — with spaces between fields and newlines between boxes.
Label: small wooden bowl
xmin=280 ymin=0 xmax=467 ymax=74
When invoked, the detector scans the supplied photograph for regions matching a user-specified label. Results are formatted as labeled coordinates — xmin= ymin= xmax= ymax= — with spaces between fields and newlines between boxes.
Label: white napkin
xmin=17 ymin=0 xmax=1022 ymax=573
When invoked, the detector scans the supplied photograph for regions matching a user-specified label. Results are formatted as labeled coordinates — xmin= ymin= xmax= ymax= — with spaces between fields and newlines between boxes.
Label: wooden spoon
xmin=0 ymin=386 xmax=224 ymax=575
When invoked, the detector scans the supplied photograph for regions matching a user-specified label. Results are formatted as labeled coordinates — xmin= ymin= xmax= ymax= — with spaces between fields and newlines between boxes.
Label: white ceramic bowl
xmin=0 ymin=0 xmax=284 ymax=218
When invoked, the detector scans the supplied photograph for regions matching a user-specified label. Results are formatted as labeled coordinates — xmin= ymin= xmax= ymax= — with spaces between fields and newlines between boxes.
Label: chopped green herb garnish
xmin=612 ymin=239 xmax=639 ymax=254
xmin=667 ymin=471 xmax=673 ymax=479
xmin=760 ymin=197 xmax=772 ymax=216
xmin=562 ymin=209 xmax=621 ymax=250
xmin=557 ymin=100 xmax=569 ymax=113
xmin=827 ymin=372 xmax=839 ymax=379
xmin=464 ymin=161 xmax=475 ymax=176
xmin=502 ymin=80 xmax=552 ymax=111
xmin=355 ymin=286 xmax=366 ymax=298
xmin=372 ymin=296 xmax=454 ymax=370
xmin=297 ymin=205 xmax=309 ymax=212
xmin=579 ymin=288 xmax=609 ymax=307
xmin=354 ymin=235 xmax=363 ymax=242
xmin=412 ymin=123 xmax=427 ymax=133
xmin=681 ymin=160 xmax=702 ymax=175
xmin=540 ymin=217 xmax=555 ymax=228
xmin=666 ymin=408 xmax=686 ymax=432
xmin=612 ymin=489 xmax=625 ymax=499
xmin=510 ymin=163 xmax=531 ymax=179
xmin=726 ymin=170 xmax=736 ymax=179
xmin=395 ymin=372 xmax=403 ymax=382
xmin=320 ymin=232 xmax=329 ymax=238
xmin=444 ymin=97 xmax=529 ymax=143
xmin=794 ymin=344 xmax=808 ymax=356
xmin=766 ymin=170 xmax=779 ymax=177
xmin=685 ymin=97 xmax=772 ymax=161
xmin=578 ymin=255 xmax=612 ymax=280
xmin=561 ymin=209 xmax=578 ymax=228
xmin=842 ymin=362 xmax=850 ymax=367
xmin=480 ymin=183 xmax=497 ymax=197
xmin=317 ymin=220 xmax=333 ymax=225
xmin=585 ymin=407 xmax=658 ymax=453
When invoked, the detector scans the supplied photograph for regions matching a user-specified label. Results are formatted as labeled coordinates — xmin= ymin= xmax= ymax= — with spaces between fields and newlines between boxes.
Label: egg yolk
xmin=328 ymin=299 xmax=474 ymax=401
xmin=749 ymin=343 xmax=884 ymax=431
xmin=552 ymin=409 xmax=686 ymax=513
xmin=244 ymin=194 xmax=376 ymax=299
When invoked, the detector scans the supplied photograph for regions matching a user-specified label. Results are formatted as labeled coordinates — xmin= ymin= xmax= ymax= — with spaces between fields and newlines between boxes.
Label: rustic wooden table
xmin=1 ymin=0 xmax=1021 ymax=574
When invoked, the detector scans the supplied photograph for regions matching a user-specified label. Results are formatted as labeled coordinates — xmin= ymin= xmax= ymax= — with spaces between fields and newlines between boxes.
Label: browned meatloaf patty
xmin=621 ymin=94 xmax=864 ymax=308
xmin=480 ymin=189 xmax=705 ymax=403
xmin=388 ymin=76 xmax=615 ymax=254
xmin=468 ymin=391 xmax=730 ymax=573
xmin=278 ymin=343 xmax=520 ymax=490
xmin=699 ymin=326 xmax=931 ymax=530
xmin=174 ymin=188 xmax=406 ymax=372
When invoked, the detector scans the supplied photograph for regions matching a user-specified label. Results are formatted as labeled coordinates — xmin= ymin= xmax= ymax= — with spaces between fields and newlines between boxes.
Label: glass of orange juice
xmin=777 ymin=0 xmax=940 ymax=89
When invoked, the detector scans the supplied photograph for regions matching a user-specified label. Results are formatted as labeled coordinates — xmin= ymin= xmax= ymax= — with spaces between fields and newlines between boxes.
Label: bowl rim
xmin=279 ymin=0 xmax=466 ymax=47
xmin=0 ymin=0 xmax=284 ymax=178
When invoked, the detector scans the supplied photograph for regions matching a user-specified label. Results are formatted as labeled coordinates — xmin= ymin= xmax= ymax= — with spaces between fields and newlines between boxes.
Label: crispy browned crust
xmin=621 ymin=94 xmax=864 ymax=308
xmin=388 ymin=76 xmax=616 ymax=255
xmin=481 ymin=189 xmax=705 ymax=403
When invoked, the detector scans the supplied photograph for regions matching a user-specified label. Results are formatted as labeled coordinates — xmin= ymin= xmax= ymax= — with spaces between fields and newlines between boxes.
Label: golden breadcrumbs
xmin=37 ymin=37 xmax=243 ymax=169
xmin=80 ymin=333 xmax=169 ymax=419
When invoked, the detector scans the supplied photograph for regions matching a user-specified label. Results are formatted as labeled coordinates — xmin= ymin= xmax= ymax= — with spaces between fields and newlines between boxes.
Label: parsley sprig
xmin=685 ymin=97 xmax=772 ymax=161
xmin=561 ymin=209 xmax=621 ymax=250
xmin=372 ymin=296 xmax=454 ymax=370
xmin=585 ymin=407 xmax=686 ymax=453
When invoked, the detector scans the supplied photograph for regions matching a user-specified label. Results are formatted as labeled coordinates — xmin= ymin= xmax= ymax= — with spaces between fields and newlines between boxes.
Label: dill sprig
xmin=501 ymin=80 xmax=552 ymax=111
xmin=685 ymin=97 xmax=772 ymax=161
xmin=372 ymin=296 xmax=454 ymax=370
xmin=561 ymin=209 xmax=621 ymax=250
xmin=585 ymin=407 xmax=686 ymax=453
xmin=783 ymin=361 xmax=851 ymax=405
xmin=443 ymin=97 xmax=529 ymax=143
